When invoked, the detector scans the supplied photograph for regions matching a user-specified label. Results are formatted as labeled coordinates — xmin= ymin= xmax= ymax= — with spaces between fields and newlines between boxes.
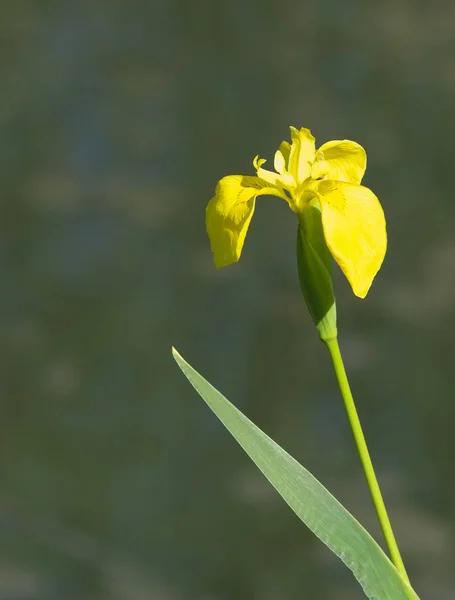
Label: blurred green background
xmin=1 ymin=1 xmax=455 ymax=598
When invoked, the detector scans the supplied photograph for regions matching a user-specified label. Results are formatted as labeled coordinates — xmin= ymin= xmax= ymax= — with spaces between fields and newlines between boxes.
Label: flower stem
xmin=325 ymin=337 xmax=410 ymax=584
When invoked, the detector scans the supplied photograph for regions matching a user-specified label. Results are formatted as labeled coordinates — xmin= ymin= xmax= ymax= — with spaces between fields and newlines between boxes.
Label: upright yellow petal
xmin=274 ymin=141 xmax=291 ymax=174
xmin=312 ymin=140 xmax=367 ymax=184
xmin=288 ymin=127 xmax=316 ymax=184
xmin=206 ymin=175 xmax=285 ymax=268
xmin=311 ymin=180 xmax=386 ymax=298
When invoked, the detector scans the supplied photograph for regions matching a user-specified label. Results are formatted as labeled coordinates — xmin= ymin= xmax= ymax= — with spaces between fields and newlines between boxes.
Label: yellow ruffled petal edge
xmin=206 ymin=175 xmax=287 ymax=268
xmin=312 ymin=140 xmax=367 ymax=185
xmin=313 ymin=180 xmax=386 ymax=298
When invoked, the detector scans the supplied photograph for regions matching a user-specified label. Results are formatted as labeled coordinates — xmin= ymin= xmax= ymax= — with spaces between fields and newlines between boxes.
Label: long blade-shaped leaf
xmin=172 ymin=348 xmax=419 ymax=600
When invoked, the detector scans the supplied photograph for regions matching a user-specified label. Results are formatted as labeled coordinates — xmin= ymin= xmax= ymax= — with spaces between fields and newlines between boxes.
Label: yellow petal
xmin=253 ymin=155 xmax=283 ymax=187
xmin=313 ymin=180 xmax=386 ymax=297
xmin=274 ymin=141 xmax=291 ymax=174
xmin=206 ymin=175 xmax=286 ymax=268
xmin=288 ymin=127 xmax=316 ymax=184
xmin=312 ymin=140 xmax=367 ymax=184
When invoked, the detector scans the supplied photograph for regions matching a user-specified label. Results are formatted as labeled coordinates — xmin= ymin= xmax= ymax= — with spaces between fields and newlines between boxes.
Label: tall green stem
xmin=325 ymin=337 xmax=410 ymax=584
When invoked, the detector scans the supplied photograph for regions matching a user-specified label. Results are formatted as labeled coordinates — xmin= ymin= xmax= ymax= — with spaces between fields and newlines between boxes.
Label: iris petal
xmin=312 ymin=140 xmax=367 ymax=184
xmin=253 ymin=155 xmax=283 ymax=188
xmin=274 ymin=141 xmax=291 ymax=174
xmin=288 ymin=127 xmax=316 ymax=184
xmin=206 ymin=175 xmax=288 ymax=268
xmin=313 ymin=180 xmax=386 ymax=297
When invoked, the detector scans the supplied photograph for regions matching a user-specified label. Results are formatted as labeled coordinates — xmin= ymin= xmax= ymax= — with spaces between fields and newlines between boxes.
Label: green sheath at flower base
xmin=296 ymin=204 xmax=337 ymax=341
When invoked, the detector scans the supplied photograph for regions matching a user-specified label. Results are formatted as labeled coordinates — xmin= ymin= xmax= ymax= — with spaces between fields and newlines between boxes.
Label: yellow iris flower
xmin=206 ymin=127 xmax=386 ymax=298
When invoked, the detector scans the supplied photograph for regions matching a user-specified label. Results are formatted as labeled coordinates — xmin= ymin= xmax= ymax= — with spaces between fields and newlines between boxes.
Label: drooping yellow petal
xmin=206 ymin=175 xmax=286 ymax=268
xmin=311 ymin=180 xmax=386 ymax=298
xmin=312 ymin=140 xmax=367 ymax=184
xmin=288 ymin=127 xmax=316 ymax=184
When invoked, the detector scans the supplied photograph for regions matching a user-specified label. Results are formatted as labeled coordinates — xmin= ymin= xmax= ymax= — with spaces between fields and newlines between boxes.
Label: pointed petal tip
xmin=352 ymin=286 xmax=368 ymax=299
xmin=350 ymin=266 xmax=383 ymax=299
xmin=213 ymin=251 xmax=239 ymax=269
xmin=347 ymin=268 xmax=381 ymax=299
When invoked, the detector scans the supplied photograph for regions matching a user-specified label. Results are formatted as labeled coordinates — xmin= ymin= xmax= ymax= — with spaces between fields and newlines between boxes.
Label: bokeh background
xmin=2 ymin=1 xmax=455 ymax=598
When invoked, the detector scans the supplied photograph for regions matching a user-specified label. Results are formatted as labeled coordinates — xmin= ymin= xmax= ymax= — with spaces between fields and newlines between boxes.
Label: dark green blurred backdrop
xmin=1 ymin=1 xmax=454 ymax=599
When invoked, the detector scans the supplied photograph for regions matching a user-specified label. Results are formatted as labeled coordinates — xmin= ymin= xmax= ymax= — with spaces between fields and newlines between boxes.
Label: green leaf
xmin=172 ymin=348 xmax=419 ymax=600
